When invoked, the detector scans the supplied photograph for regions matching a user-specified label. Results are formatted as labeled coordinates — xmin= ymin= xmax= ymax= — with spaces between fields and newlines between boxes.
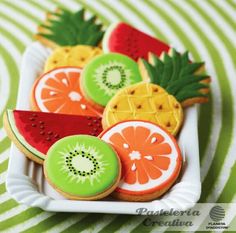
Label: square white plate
xmin=6 ymin=42 xmax=201 ymax=215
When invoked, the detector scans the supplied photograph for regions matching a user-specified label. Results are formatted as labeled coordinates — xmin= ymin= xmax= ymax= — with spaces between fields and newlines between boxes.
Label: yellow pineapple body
xmin=103 ymin=82 xmax=183 ymax=135
xmin=44 ymin=45 xmax=102 ymax=72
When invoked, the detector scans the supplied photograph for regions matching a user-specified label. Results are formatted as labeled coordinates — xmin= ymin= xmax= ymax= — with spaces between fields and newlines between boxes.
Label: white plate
xmin=6 ymin=42 xmax=201 ymax=215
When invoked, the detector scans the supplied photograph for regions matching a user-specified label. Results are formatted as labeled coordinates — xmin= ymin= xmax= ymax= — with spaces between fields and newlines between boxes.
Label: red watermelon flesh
xmin=103 ymin=22 xmax=170 ymax=61
xmin=7 ymin=110 xmax=103 ymax=156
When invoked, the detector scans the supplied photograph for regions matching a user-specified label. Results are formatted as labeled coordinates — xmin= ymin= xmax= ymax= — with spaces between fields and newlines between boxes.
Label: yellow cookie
xmin=44 ymin=45 xmax=102 ymax=72
xmin=102 ymin=82 xmax=184 ymax=136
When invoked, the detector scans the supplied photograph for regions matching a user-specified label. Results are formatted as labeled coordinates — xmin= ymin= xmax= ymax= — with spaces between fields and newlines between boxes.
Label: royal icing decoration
xmin=31 ymin=67 xmax=102 ymax=116
xmin=81 ymin=53 xmax=142 ymax=107
xmin=45 ymin=135 xmax=120 ymax=199
xmin=100 ymin=120 xmax=182 ymax=196
xmin=6 ymin=110 xmax=103 ymax=162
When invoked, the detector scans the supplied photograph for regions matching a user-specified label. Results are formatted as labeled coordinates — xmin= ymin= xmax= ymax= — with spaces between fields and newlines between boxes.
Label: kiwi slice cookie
xmin=44 ymin=135 xmax=121 ymax=200
xmin=81 ymin=53 xmax=142 ymax=107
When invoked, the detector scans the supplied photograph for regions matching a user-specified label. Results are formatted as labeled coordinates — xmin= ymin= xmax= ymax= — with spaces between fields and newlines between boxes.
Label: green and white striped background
xmin=0 ymin=0 xmax=235 ymax=232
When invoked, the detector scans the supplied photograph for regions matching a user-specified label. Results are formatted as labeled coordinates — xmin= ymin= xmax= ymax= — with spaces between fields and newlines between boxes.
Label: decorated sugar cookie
xmin=44 ymin=45 xmax=102 ymax=72
xmin=103 ymin=22 xmax=169 ymax=61
xmin=99 ymin=120 xmax=182 ymax=201
xmin=44 ymin=135 xmax=121 ymax=200
xmin=31 ymin=67 xmax=103 ymax=116
xmin=103 ymin=49 xmax=210 ymax=135
xmin=3 ymin=110 xmax=103 ymax=164
xmin=81 ymin=53 xmax=142 ymax=107
xmin=102 ymin=82 xmax=184 ymax=135
xmin=139 ymin=49 xmax=210 ymax=107
xmin=36 ymin=8 xmax=104 ymax=48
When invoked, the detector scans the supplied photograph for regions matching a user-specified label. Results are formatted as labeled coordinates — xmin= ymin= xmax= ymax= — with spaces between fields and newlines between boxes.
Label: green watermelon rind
xmin=102 ymin=22 xmax=119 ymax=54
xmin=7 ymin=110 xmax=45 ymax=161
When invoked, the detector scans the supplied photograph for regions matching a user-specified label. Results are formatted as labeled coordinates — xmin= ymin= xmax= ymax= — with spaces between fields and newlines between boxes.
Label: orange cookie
xmin=31 ymin=67 xmax=103 ymax=116
xmin=99 ymin=120 xmax=182 ymax=201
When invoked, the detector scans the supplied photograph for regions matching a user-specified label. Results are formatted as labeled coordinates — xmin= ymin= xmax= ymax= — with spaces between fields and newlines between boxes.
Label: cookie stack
xmin=4 ymin=8 xmax=210 ymax=202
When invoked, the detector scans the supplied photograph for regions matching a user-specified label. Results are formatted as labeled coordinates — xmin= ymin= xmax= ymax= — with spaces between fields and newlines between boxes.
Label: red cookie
xmin=4 ymin=110 xmax=103 ymax=164
xmin=103 ymin=22 xmax=170 ymax=61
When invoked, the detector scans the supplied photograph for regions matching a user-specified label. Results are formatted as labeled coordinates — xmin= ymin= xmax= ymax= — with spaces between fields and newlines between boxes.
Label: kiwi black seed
xmin=66 ymin=150 xmax=100 ymax=176
xmin=101 ymin=65 xmax=126 ymax=90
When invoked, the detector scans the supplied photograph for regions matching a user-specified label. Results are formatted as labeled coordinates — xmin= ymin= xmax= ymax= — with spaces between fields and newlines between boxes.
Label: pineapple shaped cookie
xmin=35 ymin=8 xmax=104 ymax=71
xmin=102 ymin=49 xmax=210 ymax=135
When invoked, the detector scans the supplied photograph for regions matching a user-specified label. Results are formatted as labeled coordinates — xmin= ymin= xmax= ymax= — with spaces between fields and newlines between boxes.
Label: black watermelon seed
xmin=88 ymin=123 xmax=92 ymax=126
xmin=93 ymin=119 xmax=97 ymax=123
xmin=86 ymin=116 xmax=92 ymax=120
xmin=32 ymin=113 xmax=37 ymax=117
xmin=40 ymin=131 xmax=45 ymax=135
xmin=31 ymin=123 xmax=36 ymax=127
xmin=40 ymin=125 xmax=44 ymax=129
xmin=69 ymin=152 xmax=73 ymax=154
xmin=47 ymin=131 xmax=53 ymax=135
xmin=46 ymin=137 xmax=51 ymax=141
xmin=39 ymin=121 xmax=44 ymax=124
xmin=29 ymin=117 xmax=35 ymax=121
xmin=54 ymin=134 xmax=59 ymax=138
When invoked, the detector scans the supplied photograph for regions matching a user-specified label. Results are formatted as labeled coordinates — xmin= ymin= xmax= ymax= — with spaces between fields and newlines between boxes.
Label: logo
xmin=206 ymin=205 xmax=228 ymax=230
xmin=209 ymin=205 xmax=225 ymax=222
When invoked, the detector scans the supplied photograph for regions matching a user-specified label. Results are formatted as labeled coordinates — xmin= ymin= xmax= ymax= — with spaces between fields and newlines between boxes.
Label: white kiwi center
xmin=107 ymin=70 xmax=121 ymax=85
xmin=72 ymin=156 xmax=94 ymax=172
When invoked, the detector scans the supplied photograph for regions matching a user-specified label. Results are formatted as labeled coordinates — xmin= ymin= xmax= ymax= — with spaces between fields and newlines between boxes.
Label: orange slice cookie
xmin=31 ymin=67 xmax=102 ymax=116
xmin=99 ymin=120 xmax=182 ymax=201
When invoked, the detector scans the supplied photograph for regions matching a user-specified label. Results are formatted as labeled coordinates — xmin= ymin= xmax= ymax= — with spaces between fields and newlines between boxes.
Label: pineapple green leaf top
xmin=38 ymin=8 xmax=104 ymax=46
xmin=139 ymin=49 xmax=210 ymax=103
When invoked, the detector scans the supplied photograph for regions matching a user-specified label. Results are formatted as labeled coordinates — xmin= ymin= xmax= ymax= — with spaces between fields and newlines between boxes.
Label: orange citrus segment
xmin=100 ymin=120 xmax=182 ymax=196
xmin=31 ymin=67 xmax=103 ymax=116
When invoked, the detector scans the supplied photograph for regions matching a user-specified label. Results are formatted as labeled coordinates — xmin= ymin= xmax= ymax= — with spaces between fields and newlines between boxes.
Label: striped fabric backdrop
xmin=0 ymin=0 xmax=235 ymax=232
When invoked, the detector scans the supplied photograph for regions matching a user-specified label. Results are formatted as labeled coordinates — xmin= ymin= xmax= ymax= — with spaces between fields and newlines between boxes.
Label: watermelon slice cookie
xmin=31 ymin=67 xmax=103 ymax=116
xmin=103 ymin=22 xmax=170 ymax=61
xmin=99 ymin=120 xmax=182 ymax=201
xmin=44 ymin=135 xmax=121 ymax=200
xmin=81 ymin=53 xmax=142 ymax=108
xmin=3 ymin=110 xmax=103 ymax=164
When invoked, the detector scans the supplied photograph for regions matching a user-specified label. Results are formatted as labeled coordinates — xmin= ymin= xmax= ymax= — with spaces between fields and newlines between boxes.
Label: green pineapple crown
xmin=139 ymin=49 xmax=210 ymax=103
xmin=38 ymin=8 xmax=104 ymax=46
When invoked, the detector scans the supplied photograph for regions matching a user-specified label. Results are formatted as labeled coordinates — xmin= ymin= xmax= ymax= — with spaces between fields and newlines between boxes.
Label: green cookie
xmin=44 ymin=135 xmax=120 ymax=199
xmin=81 ymin=53 xmax=142 ymax=107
